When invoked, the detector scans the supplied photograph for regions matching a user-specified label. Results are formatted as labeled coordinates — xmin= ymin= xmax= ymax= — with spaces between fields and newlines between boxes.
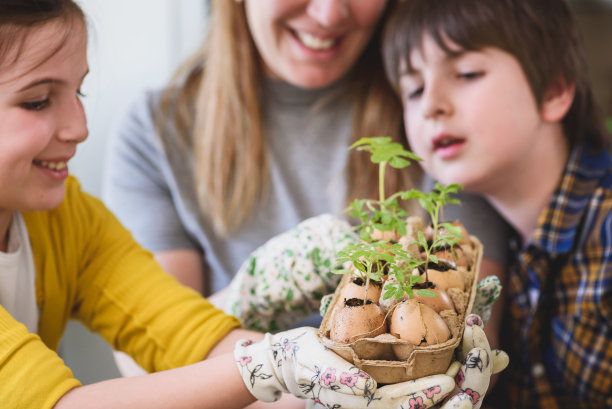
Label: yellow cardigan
xmin=0 ymin=176 xmax=240 ymax=408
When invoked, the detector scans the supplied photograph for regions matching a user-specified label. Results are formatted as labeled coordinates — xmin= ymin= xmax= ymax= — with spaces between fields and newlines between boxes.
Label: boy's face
xmin=400 ymin=34 xmax=547 ymax=194
xmin=0 ymin=19 xmax=88 ymax=217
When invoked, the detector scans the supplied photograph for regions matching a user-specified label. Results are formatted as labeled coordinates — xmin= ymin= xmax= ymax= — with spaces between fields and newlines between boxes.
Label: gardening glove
xmin=225 ymin=214 xmax=357 ymax=332
xmin=471 ymin=275 xmax=501 ymax=325
xmin=235 ymin=327 xmax=456 ymax=408
xmin=442 ymin=314 xmax=509 ymax=409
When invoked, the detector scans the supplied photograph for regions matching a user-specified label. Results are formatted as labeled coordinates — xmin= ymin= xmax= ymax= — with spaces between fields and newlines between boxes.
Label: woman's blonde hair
xmin=158 ymin=0 xmax=417 ymax=235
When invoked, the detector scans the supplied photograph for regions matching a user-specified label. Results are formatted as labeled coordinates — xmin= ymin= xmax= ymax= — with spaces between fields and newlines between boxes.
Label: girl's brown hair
xmin=157 ymin=0 xmax=416 ymax=235
xmin=0 ymin=0 xmax=85 ymax=72
xmin=383 ymin=0 xmax=607 ymax=152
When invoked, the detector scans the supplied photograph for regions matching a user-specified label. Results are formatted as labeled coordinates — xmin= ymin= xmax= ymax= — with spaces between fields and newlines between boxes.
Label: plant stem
xmin=379 ymin=161 xmax=387 ymax=204
xmin=363 ymin=264 xmax=372 ymax=305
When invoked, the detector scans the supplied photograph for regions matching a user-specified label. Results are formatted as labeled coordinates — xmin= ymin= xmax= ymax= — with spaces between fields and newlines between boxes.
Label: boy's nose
xmin=307 ymin=0 xmax=349 ymax=27
xmin=56 ymin=97 xmax=89 ymax=144
xmin=422 ymin=85 xmax=453 ymax=119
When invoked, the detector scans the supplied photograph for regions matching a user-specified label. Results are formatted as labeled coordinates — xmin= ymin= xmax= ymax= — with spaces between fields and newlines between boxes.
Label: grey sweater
xmin=103 ymin=76 xmax=510 ymax=298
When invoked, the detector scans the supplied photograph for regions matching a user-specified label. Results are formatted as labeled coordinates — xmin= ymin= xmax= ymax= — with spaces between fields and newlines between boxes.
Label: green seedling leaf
xmin=417 ymin=231 xmax=428 ymax=249
xmin=416 ymin=289 xmax=437 ymax=297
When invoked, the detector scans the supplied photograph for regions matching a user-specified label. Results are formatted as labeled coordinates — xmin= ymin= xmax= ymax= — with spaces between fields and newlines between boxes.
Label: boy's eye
xmin=458 ymin=71 xmax=484 ymax=80
xmin=408 ymin=87 xmax=424 ymax=99
xmin=77 ymin=89 xmax=86 ymax=98
xmin=21 ymin=99 xmax=50 ymax=111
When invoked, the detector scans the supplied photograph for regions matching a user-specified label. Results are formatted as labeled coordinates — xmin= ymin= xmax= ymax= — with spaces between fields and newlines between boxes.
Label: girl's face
xmin=400 ymin=34 xmax=550 ymax=194
xmin=0 ymin=19 xmax=89 ymax=216
xmin=245 ymin=0 xmax=387 ymax=89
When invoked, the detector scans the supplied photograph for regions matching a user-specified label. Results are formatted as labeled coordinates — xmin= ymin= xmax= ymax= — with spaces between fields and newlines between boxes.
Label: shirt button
xmin=532 ymin=363 xmax=545 ymax=378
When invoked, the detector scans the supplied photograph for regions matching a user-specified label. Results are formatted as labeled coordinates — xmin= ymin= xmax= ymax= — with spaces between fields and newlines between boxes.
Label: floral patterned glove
xmin=442 ymin=314 xmax=509 ymax=409
xmin=471 ymin=275 xmax=502 ymax=325
xmin=235 ymin=327 xmax=456 ymax=408
xmin=225 ymin=214 xmax=357 ymax=332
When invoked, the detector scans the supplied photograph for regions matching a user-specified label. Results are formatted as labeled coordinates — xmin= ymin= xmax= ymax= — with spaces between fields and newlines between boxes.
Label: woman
xmin=103 ymin=0 xmax=509 ymax=342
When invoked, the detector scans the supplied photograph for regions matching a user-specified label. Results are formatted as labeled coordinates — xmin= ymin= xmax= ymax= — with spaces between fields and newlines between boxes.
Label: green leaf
xmin=416 ymin=289 xmax=437 ymax=297
xmin=409 ymin=275 xmax=425 ymax=284
xmin=389 ymin=156 xmax=412 ymax=169
xmin=417 ymin=231 xmax=428 ymax=248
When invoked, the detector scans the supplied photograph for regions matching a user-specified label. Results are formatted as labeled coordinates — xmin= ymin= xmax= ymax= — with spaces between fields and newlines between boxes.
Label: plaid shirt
xmin=493 ymin=143 xmax=612 ymax=408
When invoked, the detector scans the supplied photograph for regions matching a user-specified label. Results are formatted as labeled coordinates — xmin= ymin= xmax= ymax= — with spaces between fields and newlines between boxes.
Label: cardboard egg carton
xmin=317 ymin=235 xmax=482 ymax=384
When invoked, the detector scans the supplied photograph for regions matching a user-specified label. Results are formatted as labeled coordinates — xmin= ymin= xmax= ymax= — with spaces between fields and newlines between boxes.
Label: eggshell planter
xmin=318 ymin=235 xmax=482 ymax=384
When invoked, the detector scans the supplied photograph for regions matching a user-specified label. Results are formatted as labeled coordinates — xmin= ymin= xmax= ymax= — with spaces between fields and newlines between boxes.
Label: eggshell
xmin=330 ymin=302 xmax=387 ymax=344
xmin=371 ymin=228 xmax=400 ymax=242
xmin=426 ymin=268 xmax=465 ymax=291
xmin=434 ymin=246 xmax=469 ymax=268
xmin=415 ymin=288 xmax=454 ymax=312
xmin=389 ymin=299 xmax=450 ymax=346
xmin=339 ymin=275 xmax=382 ymax=304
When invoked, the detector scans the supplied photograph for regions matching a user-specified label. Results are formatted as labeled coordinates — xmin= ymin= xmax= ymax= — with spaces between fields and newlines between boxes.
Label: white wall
xmin=61 ymin=0 xmax=208 ymax=384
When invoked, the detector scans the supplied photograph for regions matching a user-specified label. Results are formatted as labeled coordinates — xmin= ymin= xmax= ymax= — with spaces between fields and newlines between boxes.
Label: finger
xmin=454 ymin=347 xmax=491 ymax=409
xmin=284 ymin=328 xmax=377 ymax=395
xmin=461 ymin=315 xmax=490 ymax=361
xmin=377 ymin=374 xmax=456 ymax=407
xmin=320 ymin=374 xmax=455 ymax=409
xmin=491 ymin=349 xmax=509 ymax=374
xmin=446 ymin=360 xmax=462 ymax=378
xmin=440 ymin=393 xmax=475 ymax=409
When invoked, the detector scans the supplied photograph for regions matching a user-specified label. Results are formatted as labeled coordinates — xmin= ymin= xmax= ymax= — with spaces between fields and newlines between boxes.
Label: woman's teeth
xmin=296 ymin=31 xmax=336 ymax=50
xmin=35 ymin=160 xmax=67 ymax=171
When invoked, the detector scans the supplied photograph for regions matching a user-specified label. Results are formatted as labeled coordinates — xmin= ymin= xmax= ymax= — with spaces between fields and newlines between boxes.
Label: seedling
xmin=334 ymin=137 xmax=464 ymax=305
xmin=401 ymin=183 xmax=464 ymax=277
xmin=348 ymin=137 xmax=421 ymax=240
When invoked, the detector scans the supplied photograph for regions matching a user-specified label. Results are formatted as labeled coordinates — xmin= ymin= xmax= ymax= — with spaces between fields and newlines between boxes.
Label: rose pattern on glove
xmin=236 ymin=340 xmax=274 ymax=388
xmin=423 ymin=385 xmax=442 ymax=399
xmin=451 ymin=345 xmax=492 ymax=408
xmin=465 ymin=314 xmax=482 ymax=327
xmin=463 ymin=389 xmax=481 ymax=405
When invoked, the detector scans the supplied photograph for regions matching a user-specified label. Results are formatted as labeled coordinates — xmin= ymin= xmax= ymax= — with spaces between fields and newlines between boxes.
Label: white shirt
xmin=0 ymin=213 xmax=39 ymax=333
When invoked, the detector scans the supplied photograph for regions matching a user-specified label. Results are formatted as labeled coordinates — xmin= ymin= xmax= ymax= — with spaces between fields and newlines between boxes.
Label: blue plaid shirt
xmin=492 ymin=143 xmax=612 ymax=408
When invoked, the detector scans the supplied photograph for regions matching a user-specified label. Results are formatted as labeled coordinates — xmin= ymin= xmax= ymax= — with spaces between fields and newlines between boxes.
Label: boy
xmin=383 ymin=0 xmax=611 ymax=407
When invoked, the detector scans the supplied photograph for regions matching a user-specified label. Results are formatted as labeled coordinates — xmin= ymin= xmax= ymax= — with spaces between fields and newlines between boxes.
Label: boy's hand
xmin=235 ymin=327 xmax=455 ymax=408
xmin=224 ymin=214 xmax=357 ymax=332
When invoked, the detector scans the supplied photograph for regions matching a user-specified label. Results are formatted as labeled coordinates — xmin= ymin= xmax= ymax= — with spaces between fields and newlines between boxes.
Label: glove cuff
xmin=234 ymin=335 xmax=285 ymax=402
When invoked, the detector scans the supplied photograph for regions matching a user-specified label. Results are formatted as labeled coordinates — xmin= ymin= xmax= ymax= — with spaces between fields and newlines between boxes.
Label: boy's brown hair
xmin=383 ymin=0 xmax=607 ymax=150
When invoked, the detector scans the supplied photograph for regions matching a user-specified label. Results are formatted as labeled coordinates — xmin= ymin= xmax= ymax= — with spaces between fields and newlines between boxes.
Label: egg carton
xmin=317 ymin=236 xmax=482 ymax=384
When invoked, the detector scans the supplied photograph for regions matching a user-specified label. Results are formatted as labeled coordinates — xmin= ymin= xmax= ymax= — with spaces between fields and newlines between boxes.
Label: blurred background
xmin=65 ymin=0 xmax=612 ymax=383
